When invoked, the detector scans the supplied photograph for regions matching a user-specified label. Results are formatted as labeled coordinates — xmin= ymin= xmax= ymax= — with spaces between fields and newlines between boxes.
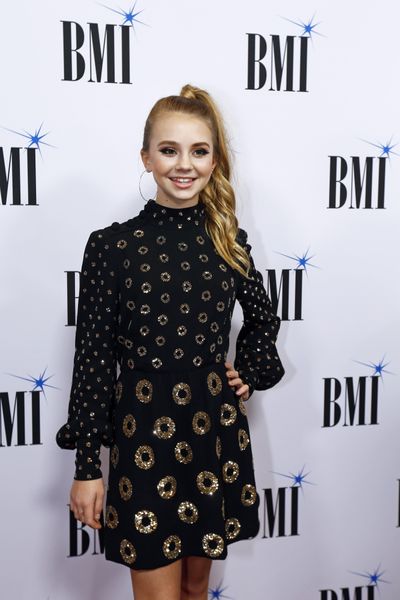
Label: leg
xmin=180 ymin=556 xmax=213 ymax=600
xmin=130 ymin=558 xmax=183 ymax=600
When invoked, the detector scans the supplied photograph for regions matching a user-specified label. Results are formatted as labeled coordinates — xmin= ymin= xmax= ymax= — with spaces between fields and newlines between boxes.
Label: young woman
xmin=56 ymin=83 xmax=285 ymax=600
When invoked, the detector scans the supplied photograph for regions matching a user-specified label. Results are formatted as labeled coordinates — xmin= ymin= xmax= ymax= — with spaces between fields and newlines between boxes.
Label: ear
xmin=140 ymin=149 xmax=151 ymax=172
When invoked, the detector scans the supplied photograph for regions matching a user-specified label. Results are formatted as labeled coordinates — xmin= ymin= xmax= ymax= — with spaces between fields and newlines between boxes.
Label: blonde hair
xmin=141 ymin=83 xmax=251 ymax=279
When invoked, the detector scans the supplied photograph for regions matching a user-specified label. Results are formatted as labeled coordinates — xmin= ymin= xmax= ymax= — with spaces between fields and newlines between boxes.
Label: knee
xmin=181 ymin=574 xmax=208 ymax=599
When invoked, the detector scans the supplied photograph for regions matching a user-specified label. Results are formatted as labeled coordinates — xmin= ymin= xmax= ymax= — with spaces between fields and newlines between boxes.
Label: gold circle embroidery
xmin=202 ymin=532 xmax=224 ymax=557
xmin=134 ymin=444 xmax=155 ymax=469
xmin=136 ymin=379 xmax=153 ymax=403
xmin=196 ymin=470 xmax=219 ymax=495
xmin=174 ymin=441 xmax=193 ymax=464
xmin=119 ymin=476 xmax=133 ymax=501
xmin=207 ymin=371 xmax=222 ymax=396
xmin=163 ymin=534 xmax=182 ymax=559
xmin=157 ymin=475 xmax=177 ymax=499
xmin=120 ymin=539 xmax=136 ymax=565
xmin=134 ymin=510 xmax=158 ymax=534
xmin=192 ymin=410 xmax=211 ymax=435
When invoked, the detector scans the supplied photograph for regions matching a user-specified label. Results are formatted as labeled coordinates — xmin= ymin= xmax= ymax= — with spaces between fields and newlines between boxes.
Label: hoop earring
xmin=139 ymin=169 xmax=156 ymax=202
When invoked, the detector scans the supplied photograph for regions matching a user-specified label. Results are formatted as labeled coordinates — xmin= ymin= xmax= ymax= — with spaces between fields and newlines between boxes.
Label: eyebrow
xmin=157 ymin=140 xmax=211 ymax=148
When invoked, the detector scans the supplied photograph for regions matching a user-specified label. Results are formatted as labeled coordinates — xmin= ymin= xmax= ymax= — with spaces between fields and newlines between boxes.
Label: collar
xmin=140 ymin=198 xmax=206 ymax=228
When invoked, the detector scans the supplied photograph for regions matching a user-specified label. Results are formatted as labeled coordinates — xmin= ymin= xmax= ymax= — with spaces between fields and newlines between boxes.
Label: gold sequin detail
xmin=134 ymin=510 xmax=158 ymax=534
xmin=157 ymin=475 xmax=177 ymax=499
xmin=196 ymin=470 xmax=219 ymax=495
xmin=136 ymin=379 xmax=153 ymax=403
xmin=178 ymin=501 xmax=199 ymax=524
xmin=192 ymin=411 xmax=211 ymax=435
xmin=207 ymin=371 xmax=222 ymax=396
xmin=134 ymin=444 xmax=155 ymax=469
xmin=105 ymin=505 xmax=119 ymax=529
xmin=238 ymin=428 xmax=250 ymax=450
xmin=216 ymin=435 xmax=222 ymax=459
xmin=153 ymin=416 xmax=176 ymax=439
xmin=122 ymin=414 xmax=136 ymax=438
xmin=110 ymin=444 xmax=119 ymax=468
xmin=220 ymin=403 xmax=237 ymax=426
xmin=172 ymin=382 xmax=191 ymax=405
xmin=163 ymin=534 xmax=182 ymax=559
xmin=202 ymin=533 xmax=224 ymax=557
xmin=241 ymin=484 xmax=257 ymax=506
xmin=222 ymin=460 xmax=240 ymax=483
xmin=225 ymin=517 xmax=241 ymax=540
xmin=119 ymin=476 xmax=133 ymax=501
xmin=174 ymin=441 xmax=193 ymax=464
xmin=120 ymin=539 xmax=136 ymax=565
xmin=117 ymin=239 xmax=127 ymax=249
xmin=238 ymin=397 xmax=247 ymax=415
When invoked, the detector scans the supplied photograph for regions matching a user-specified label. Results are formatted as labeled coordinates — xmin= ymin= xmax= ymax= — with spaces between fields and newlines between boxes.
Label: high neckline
xmin=140 ymin=198 xmax=206 ymax=228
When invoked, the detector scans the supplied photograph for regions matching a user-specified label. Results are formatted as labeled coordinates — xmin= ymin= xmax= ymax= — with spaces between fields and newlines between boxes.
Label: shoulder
xmin=86 ymin=215 xmax=144 ymax=246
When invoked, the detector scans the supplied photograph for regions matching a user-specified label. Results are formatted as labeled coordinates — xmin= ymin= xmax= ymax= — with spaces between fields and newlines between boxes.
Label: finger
xmin=225 ymin=369 xmax=239 ymax=379
xmin=84 ymin=498 xmax=102 ymax=530
xmin=227 ymin=377 xmax=243 ymax=387
xmin=94 ymin=493 xmax=104 ymax=525
xmin=235 ymin=384 xmax=249 ymax=396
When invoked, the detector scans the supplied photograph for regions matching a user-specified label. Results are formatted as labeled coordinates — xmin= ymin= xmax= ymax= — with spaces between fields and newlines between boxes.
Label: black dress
xmin=56 ymin=198 xmax=285 ymax=570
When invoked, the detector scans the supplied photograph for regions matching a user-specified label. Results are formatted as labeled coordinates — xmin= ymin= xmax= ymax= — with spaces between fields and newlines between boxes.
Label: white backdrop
xmin=1 ymin=1 xmax=399 ymax=599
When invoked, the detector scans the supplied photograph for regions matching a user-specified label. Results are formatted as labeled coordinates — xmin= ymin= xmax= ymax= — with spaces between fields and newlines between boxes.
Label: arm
xmin=233 ymin=227 xmax=285 ymax=399
xmin=56 ymin=228 xmax=120 ymax=480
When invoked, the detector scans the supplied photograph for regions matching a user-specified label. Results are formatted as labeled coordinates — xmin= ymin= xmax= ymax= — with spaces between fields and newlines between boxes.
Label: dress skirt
xmin=104 ymin=360 xmax=261 ymax=570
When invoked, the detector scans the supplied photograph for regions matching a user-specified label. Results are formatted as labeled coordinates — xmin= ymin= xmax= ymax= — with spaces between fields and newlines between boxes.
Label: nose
xmin=176 ymin=152 xmax=193 ymax=171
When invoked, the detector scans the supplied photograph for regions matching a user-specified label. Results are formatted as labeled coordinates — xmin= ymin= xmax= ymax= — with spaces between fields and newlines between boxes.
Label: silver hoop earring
xmin=139 ymin=169 xmax=156 ymax=202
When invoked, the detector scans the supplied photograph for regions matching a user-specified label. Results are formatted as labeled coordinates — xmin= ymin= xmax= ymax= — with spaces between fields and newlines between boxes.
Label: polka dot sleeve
xmin=233 ymin=228 xmax=285 ymax=399
xmin=56 ymin=229 xmax=120 ymax=481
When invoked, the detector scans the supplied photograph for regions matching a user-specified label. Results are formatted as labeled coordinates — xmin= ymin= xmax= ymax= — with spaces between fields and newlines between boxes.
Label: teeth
xmin=172 ymin=178 xmax=193 ymax=183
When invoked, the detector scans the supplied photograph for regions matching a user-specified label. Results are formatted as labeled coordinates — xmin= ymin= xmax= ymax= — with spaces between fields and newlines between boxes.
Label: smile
xmin=169 ymin=177 xmax=197 ymax=189
xmin=170 ymin=177 xmax=196 ymax=183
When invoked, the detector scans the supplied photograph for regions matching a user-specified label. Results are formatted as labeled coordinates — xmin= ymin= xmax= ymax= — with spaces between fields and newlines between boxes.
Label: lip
xmin=169 ymin=177 xmax=197 ymax=189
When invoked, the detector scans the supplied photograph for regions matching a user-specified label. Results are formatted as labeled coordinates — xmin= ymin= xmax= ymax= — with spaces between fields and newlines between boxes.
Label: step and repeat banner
xmin=1 ymin=1 xmax=399 ymax=599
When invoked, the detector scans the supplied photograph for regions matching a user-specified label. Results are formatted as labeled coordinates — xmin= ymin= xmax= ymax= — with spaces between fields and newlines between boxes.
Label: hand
xmin=224 ymin=361 xmax=250 ymax=401
xmin=70 ymin=478 xmax=104 ymax=529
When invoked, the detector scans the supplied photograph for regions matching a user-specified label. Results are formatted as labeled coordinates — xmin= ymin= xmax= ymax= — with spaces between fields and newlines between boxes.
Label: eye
xmin=160 ymin=147 xmax=176 ymax=155
xmin=194 ymin=148 xmax=209 ymax=156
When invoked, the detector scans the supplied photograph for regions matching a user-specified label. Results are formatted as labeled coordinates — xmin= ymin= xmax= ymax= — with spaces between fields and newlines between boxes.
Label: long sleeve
xmin=234 ymin=227 xmax=285 ymax=399
xmin=56 ymin=228 xmax=120 ymax=480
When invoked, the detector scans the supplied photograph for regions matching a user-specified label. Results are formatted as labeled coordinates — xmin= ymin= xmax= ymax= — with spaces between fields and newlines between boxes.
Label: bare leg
xmin=180 ymin=556 xmax=213 ymax=600
xmin=130 ymin=559 xmax=183 ymax=600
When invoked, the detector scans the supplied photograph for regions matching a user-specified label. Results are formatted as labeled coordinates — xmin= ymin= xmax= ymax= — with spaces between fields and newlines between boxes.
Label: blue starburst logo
xmin=4 ymin=367 xmax=59 ymax=401
xmin=1 ymin=121 xmax=55 ymax=159
xmin=208 ymin=579 xmax=234 ymax=600
xmin=274 ymin=247 xmax=319 ymax=278
xmin=271 ymin=464 xmax=316 ymax=495
xmin=280 ymin=11 xmax=325 ymax=40
xmin=353 ymin=355 xmax=394 ymax=380
xmin=359 ymin=135 xmax=399 ymax=159
xmin=349 ymin=564 xmax=391 ymax=591
xmin=97 ymin=1 xmax=149 ymax=30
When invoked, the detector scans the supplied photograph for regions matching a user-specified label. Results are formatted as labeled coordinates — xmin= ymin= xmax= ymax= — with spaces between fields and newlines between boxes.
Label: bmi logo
xmin=68 ymin=504 xmax=105 ymax=557
xmin=267 ymin=247 xmax=318 ymax=321
xmin=322 ymin=356 xmax=391 ymax=427
xmin=0 ymin=368 xmax=56 ymax=447
xmin=61 ymin=3 xmax=148 ymax=84
xmin=320 ymin=564 xmax=390 ymax=598
xmin=0 ymin=122 xmax=53 ymax=206
xmin=246 ymin=13 xmax=323 ymax=92
xmin=328 ymin=137 xmax=398 ymax=209
xmin=262 ymin=465 xmax=314 ymax=538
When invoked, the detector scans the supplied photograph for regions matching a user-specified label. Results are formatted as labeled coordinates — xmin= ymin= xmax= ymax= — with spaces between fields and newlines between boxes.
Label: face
xmin=141 ymin=112 xmax=217 ymax=207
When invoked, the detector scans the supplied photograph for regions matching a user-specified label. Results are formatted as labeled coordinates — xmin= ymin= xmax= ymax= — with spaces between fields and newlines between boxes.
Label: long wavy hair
xmin=141 ymin=83 xmax=251 ymax=279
